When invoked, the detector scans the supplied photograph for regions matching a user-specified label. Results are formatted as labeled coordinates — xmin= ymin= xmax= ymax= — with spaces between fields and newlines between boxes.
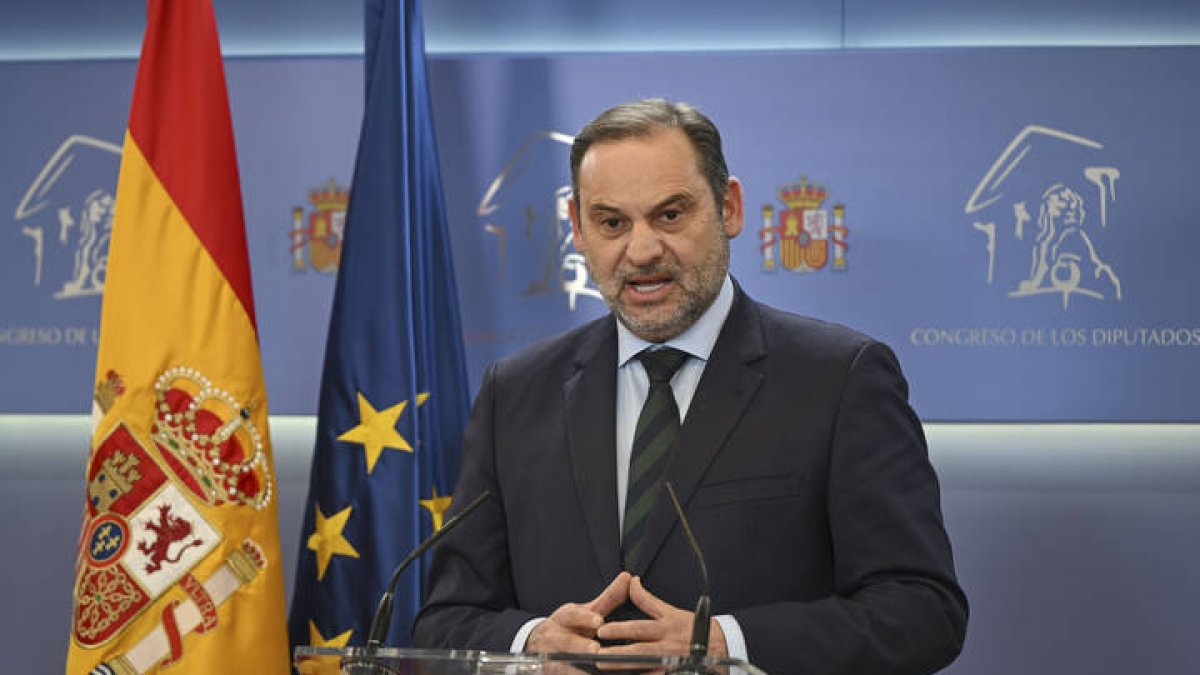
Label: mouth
xmin=625 ymin=274 xmax=673 ymax=297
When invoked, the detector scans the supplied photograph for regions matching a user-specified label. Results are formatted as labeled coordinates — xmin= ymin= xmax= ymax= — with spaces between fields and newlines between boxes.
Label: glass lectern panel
xmin=294 ymin=646 xmax=768 ymax=675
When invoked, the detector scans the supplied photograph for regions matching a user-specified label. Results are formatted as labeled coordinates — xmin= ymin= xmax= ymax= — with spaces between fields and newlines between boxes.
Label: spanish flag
xmin=66 ymin=1 xmax=288 ymax=673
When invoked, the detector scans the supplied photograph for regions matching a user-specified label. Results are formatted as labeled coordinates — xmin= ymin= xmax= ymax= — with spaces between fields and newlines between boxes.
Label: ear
xmin=722 ymin=177 xmax=744 ymax=239
xmin=568 ymin=194 xmax=588 ymax=254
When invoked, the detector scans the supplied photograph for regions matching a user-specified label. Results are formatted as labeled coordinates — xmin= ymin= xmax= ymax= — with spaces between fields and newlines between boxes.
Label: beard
xmin=593 ymin=231 xmax=729 ymax=343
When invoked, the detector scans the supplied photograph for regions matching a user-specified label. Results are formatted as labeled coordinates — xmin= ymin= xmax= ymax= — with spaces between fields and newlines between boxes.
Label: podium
xmin=294 ymin=646 xmax=768 ymax=674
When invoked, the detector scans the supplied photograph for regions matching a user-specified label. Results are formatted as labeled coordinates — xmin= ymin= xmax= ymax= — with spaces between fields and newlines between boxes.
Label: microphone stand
xmin=663 ymin=482 xmax=718 ymax=675
xmin=342 ymin=490 xmax=491 ymax=674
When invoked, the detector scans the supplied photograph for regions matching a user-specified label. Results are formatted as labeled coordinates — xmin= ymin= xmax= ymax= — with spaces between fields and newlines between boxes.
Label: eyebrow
xmin=586 ymin=192 xmax=694 ymax=218
xmin=587 ymin=203 xmax=623 ymax=218
xmin=653 ymin=193 xmax=694 ymax=212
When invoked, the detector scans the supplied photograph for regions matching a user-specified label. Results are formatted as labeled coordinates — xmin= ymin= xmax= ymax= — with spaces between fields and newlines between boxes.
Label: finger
xmin=628 ymin=576 xmax=672 ymax=619
xmin=588 ymin=571 xmax=632 ymax=616
xmin=538 ymin=631 xmax=602 ymax=654
xmin=529 ymin=619 xmax=602 ymax=654
xmin=594 ymin=644 xmax=671 ymax=672
xmin=596 ymin=618 xmax=662 ymax=643
xmin=544 ymin=663 xmax=595 ymax=675
xmin=557 ymin=634 xmax=602 ymax=654
xmin=708 ymin=618 xmax=729 ymax=657
xmin=592 ymin=650 xmax=668 ymax=674
xmin=549 ymin=603 xmax=604 ymax=635
xmin=597 ymin=640 xmax=671 ymax=657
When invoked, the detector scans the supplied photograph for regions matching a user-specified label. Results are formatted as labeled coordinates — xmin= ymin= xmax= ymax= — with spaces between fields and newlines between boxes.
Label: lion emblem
xmin=138 ymin=504 xmax=204 ymax=574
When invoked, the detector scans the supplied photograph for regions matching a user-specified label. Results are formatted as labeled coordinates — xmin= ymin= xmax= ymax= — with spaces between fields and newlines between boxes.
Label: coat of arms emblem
xmin=72 ymin=368 xmax=272 ymax=669
xmin=290 ymin=179 xmax=349 ymax=273
xmin=759 ymin=177 xmax=848 ymax=273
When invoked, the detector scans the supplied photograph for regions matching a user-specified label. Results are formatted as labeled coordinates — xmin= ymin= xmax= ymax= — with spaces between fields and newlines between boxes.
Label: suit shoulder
xmin=488 ymin=315 xmax=613 ymax=382
xmin=745 ymin=299 xmax=917 ymax=412
xmin=753 ymin=301 xmax=880 ymax=359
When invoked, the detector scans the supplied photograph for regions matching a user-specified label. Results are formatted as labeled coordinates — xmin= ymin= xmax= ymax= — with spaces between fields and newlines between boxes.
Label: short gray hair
xmin=570 ymin=98 xmax=729 ymax=212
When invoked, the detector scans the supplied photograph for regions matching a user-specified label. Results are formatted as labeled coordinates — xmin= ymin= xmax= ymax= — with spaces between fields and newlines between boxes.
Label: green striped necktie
xmin=622 ymin=346 xmax=689 ymax=570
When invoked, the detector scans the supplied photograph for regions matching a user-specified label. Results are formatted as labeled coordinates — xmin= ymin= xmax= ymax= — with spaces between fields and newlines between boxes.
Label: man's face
xmin=569 ymin=128 xmax=743 ymax=342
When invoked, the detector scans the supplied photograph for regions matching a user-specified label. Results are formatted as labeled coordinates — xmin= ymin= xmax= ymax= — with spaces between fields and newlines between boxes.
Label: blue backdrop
xmin=3 ymin=47 xmax=1198 ymax=420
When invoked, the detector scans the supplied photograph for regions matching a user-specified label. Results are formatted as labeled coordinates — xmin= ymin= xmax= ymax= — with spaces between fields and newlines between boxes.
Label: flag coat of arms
xmin=288 ymin=0 xmax=471 ymax=653
xmin=66 ymin=1 xmax=289 ymax=673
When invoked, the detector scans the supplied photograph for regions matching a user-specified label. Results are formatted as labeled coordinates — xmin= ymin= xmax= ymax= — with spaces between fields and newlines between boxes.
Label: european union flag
xmin=288 ymin=0 xmax=469 ymax=652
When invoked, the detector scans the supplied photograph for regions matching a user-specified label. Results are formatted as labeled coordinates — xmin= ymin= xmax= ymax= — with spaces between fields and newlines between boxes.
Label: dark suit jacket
xmin=413 ymin=287 xmax=968 ymax=674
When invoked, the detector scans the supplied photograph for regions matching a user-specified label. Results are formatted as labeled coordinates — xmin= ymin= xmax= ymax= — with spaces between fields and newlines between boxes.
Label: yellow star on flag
xmin=308 ymin=620 xmax=353 ymax=648
xmin=337 ymin=392 xmax=414 ymax=474
xmin=298 ymin=622 xmax=352 ymax=675
xmin=419 ymin=486 xmax=454 ymax=532
xmin=306 ymin=504 xmax=360 ymax=580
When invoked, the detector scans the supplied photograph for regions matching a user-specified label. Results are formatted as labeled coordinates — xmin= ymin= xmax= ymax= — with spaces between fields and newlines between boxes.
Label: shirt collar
xmin=617 ymin=275 xmax=734 ymax=367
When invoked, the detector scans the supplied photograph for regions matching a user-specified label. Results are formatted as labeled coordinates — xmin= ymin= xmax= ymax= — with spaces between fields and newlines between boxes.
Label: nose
xmin=625 ymin=219 xmax=664 ymax=266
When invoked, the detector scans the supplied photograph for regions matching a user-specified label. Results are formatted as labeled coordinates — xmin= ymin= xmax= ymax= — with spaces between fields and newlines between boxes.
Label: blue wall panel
xmin=3 ymin=48 xmax=1198 ymax=420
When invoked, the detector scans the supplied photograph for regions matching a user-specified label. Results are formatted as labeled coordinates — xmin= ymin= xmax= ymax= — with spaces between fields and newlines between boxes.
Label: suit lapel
xmin=564 ymin=319 xmax=623 ymax=580
xmin=633 ymin=289 xmax=766 ymax=575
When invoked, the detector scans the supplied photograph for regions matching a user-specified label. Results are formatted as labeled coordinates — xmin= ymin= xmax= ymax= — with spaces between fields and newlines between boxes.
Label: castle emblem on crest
xmin=760 ymin=177 xmax=848 ymax=274
xmin=290 ymin=179 xmax=348 ymax=273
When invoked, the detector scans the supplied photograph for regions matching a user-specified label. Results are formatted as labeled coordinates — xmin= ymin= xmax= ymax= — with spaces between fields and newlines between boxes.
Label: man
xmin=413 ymin=99 xmax=968 ymax=674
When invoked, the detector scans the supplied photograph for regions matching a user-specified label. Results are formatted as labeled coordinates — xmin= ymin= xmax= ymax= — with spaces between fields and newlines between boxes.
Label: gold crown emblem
xmin=308 ymin=178 xmax=350 ymax=212
xmin=151 ymin=366 xmax=273 ymax=510
xmin=779 ymin=178 xmax=828 ymax=210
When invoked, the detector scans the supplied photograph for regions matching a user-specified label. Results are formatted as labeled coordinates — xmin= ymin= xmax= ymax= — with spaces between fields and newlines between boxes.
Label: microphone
xmin=364 ymin=490 xmax=491 ymax=649
xmin=663 ymin=482 xmax=713 ymax=671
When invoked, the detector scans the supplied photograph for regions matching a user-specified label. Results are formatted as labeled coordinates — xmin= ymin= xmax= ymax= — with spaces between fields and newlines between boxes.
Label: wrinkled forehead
xmin=576 ymin=129 xmax=707 ymax=201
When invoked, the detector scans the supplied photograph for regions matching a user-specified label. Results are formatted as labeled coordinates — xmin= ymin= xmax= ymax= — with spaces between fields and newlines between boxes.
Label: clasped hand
xmin=525 ymin=571 xmax=727 ymax=658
